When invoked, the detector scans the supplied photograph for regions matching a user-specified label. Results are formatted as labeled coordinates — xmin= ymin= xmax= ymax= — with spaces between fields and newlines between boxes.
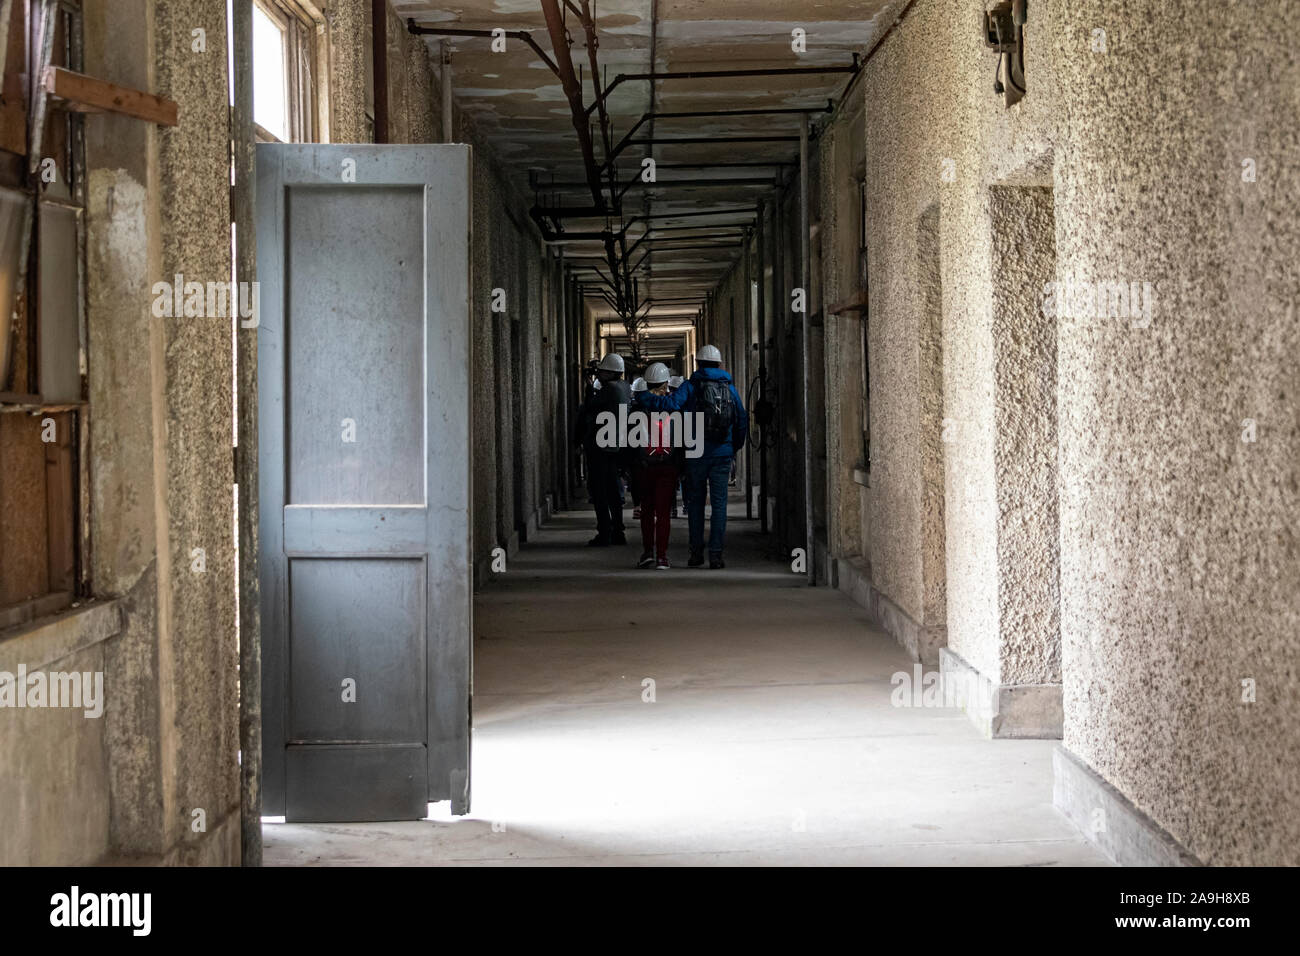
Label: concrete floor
xmin=265 ymin=504 xmax=1109 ymax=866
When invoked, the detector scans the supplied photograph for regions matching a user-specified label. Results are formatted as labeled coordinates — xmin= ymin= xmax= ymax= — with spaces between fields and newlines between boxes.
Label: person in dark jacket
xmin=667 ymin=374 xmax=685 ymax=517
xmin=635 ymin=345 xmax=748 ymax=568
xmin=578 ymin=352 xmax=631 ymax=546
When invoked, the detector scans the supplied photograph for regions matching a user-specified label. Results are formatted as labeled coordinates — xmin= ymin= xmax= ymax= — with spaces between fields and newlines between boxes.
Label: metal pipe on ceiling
xmin=634 ymin=223 xmax=750 ymax=234
xmin=635 ymin=231 xmax=750 ymax=245
xmin=573 ymin=2 xmax=636 ymax=321
xmin=406 ymin=22 xmax=561 ymax=76
xmin=578 ymin=1 xmax=614 ymax=164
xmin=586 ymin=62 xmax=858 ymax=116
xmin=655 ymin=162 xmax=796 ymax=170
xmin=575 ymin=176 xmax=773 ymax=202
xmin=530 ymin=205 xmax=758 ymax=241
xmin=620 ymin=135 xmax=802 ymax=147
xmin=607 ymin=105 xmax=831 ymax=165
xmin=538 ymin=0 xmax=606 ymax=211
xmin=621 ymin=206 xmax=759 ymax=228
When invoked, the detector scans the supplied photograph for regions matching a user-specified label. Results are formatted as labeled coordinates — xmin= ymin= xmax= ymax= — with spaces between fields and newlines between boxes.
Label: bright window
xmin=253 ymin=3 xmax=290 ymax=141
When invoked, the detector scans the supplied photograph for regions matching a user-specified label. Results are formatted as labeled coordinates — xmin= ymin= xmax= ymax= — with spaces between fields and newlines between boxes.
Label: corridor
xmin=1 ymin=0 xmax=1295 ymax=881
xmin=265 ymin=509 xmax=1106 ymax=866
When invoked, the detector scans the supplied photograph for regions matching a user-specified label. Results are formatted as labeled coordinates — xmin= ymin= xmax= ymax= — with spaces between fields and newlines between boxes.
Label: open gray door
xmin=256 ymin=144 xmax=472 ymax=821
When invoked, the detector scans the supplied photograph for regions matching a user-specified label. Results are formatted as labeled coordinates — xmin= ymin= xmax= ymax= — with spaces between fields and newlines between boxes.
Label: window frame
xmin=253 ymin=0 xmax=328 ymax=145
xmin=0 ymin=0 xmax=90 ymax=629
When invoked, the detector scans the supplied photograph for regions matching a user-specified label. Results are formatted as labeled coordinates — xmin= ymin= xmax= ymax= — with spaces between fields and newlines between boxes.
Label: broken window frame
xmin=0 ymin=0 xmax=90 ymax=630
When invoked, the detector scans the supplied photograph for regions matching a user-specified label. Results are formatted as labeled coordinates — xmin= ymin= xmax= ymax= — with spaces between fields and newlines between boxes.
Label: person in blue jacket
xmin=636 ymin=344 xmax=748 ymax=568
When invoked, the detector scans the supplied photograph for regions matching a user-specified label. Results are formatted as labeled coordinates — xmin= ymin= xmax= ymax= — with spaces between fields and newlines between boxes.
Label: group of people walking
xmin=575 ymin=345 xmax=748 ymax=570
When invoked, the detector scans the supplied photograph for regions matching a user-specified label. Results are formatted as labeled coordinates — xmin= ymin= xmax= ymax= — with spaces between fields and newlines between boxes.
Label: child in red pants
xmin=635 ymin=364 xmax=679 ymax=569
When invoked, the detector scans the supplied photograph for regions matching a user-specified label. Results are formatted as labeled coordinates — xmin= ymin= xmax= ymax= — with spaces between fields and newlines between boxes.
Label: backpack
xmin=697 ymin=379 xmax=734 ymax=445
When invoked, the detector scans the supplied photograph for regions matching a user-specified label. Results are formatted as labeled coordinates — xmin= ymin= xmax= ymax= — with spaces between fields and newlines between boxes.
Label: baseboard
xmin=938 ymin=647 xmax=1062 ymax=738
xmin=1053 ymin=745 xmax=1202 ymax=867
xmin=833 ymin=556 xmax=945 ymax=665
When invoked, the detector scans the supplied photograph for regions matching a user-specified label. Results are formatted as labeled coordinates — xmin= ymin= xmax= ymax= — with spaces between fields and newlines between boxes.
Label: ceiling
xmin=395 ymin=0 xmax=903 ymax=342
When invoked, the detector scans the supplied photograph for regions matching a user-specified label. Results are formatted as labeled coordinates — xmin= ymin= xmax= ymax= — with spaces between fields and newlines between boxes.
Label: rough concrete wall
xmin=818 ymin=107 xmax=866 ymax=560
xmin=916 ymin=204 xmax=946 ymax=628
xmin=519 ymin=241 xmax=541 ymax=529
xmin=860 ymin=1 xmax=990 ymax=633
xmin=3 ymin=0 xmax=244 ymax=865
xmin=859 ymin=61 xmax=926 ymax=624
xmin=859 ymin=0 xmax=1298 ymax=862
xmin=384 ymin=1 xmax=438 ymax=144
xmin=474 ymin=160 xmax=552 ymax=555
xmin=152 ymin=0 xmax=241 ymax=863
xmin=329 ymin=2 xmax=370 ymax=143
xmin=861 ymin=0 xmax=1058 ymax=672
xmin=1052 ymin=0 xmax=1300 ymax=865
xmin=490 ymin=226 xmax=516 ymax=545
xmin=774 ymin=187 xmax=799 ymax=551
xmin=990 ymin=185 xmax=1058 ymax=686
xmin=0 ymin=639 xmax=110 ymax=865
xmin=67 ymin=0 xmax=163 ymax=865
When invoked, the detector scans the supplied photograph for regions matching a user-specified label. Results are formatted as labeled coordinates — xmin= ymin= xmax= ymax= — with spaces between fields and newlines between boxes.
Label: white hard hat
xmin=696 ymin=344 xmax=722 ymax=363
xmin=631 ymin=377 xmax=647 ymax=392
xmin=644 ymin=362 xmax=670 ymax=385
xmin=598 ymin=352 xmax=625 ymax=373
xmin=668 ymin=376 xmax=684 ymax=389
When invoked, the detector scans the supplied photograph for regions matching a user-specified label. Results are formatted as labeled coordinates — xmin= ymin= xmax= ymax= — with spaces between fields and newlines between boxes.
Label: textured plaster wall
xmin=858 ymin=0 xmax=997 ymax=637
xmin=853 ymin=0 xmax=1299 ymax=862
xmin=150 ymin=0 xmax=241 ymax=863
xmin=859 ymin=0 xmax=1059 ymax=676
xmin=329 ymin=2 xmax=370 ymax=143
xmin=916 ymin=204 xmax=946 ymax=627
xmin=817 ymin=106 xmax=866 ymax=561
xmin=990 ymin=185 xmax=1059 ymax=685
xmin=1050 ymin=0 xmax=1300 ymax=865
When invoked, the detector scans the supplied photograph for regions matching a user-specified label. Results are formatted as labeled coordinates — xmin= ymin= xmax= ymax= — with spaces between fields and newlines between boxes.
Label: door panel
xmin=288 ymin=557 xmax=426 ymax=742
xmin=257 ymin=144 xmax=472 ymax=822
xmin=286 ymin=186 xmax=427 ymax=506
xmin=285 ymin=745 xmax=428 ymax=823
